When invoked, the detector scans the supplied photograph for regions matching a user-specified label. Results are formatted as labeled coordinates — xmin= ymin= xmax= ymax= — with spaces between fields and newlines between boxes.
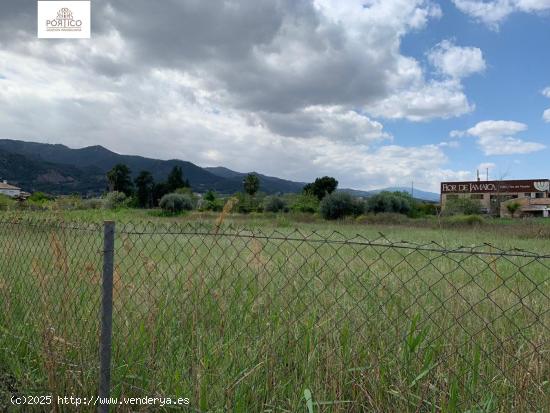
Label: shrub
xmin=82 ymin=198 xmax=105 ymax=209
xmin=104 ymin=191 xmax=128 ymax=210
xmin=443 ymin=214 xmax=484 ymax=227
xmin=264 ymin=196 xmax=288 ymax=213
xmin=159 ymin=193 xmax=194 ymax=214
xmin=320 ymin=192 xmax=364 ymax=220
xmin=234 ymin=192 xmax=262 ymax=213
xmin=506 ymin=202 xmax=521 ymax=217
xmin=444 ymin=197 xmax=482 ymax=216
xmin=290 ymin=193 xmax=319 ymax=213
xmin=367 ymin=191 xmax=414 ymax=215
xmin=28 ymin=192 xmax=53 ymax=204
xmin=417 ymin=202 xmax=438 ymax=216
xmin=198 ymin=190 xmax=223 ymax=212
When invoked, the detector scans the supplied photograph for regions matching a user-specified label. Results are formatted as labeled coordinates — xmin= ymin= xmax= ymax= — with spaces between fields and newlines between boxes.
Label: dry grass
xmin=0 ymin=217 xmax=548 ymax=412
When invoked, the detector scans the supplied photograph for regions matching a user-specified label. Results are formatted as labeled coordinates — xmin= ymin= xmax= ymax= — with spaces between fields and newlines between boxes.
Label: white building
xmin=0 ymin=180 xmax=22 ymax=197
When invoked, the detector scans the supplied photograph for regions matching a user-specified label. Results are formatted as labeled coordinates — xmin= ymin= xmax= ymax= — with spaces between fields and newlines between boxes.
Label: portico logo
xmin=37 ymin=1 xmax=90 ymax=39
xmin=534 ymin=181 xmax=550 ymax=192
xmin=46 ymin=8 xmax=82 ymax=31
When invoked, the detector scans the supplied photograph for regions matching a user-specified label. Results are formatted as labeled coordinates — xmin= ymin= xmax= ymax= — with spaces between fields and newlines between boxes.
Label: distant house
xmin=0 ymin=180 xmax=22 ymax=198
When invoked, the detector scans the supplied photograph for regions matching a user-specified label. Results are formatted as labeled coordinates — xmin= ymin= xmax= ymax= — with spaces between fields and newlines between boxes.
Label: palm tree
xmin=243 ymin=173 xmax=260 ymax=196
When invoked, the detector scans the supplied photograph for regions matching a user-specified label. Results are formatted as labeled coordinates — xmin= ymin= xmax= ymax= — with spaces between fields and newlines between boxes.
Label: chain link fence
xmin=0 ymin=218 xmax=548 ymax=412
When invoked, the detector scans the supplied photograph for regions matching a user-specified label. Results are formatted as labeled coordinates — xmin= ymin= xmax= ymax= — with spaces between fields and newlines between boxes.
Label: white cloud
xmin=254 ymin=106 xmax=391 ymax=144
xmin=453 ymin=0 xmax=550 ymax=29
xmin=450 ymin=130 xmax=466 ymax=138
xmin=427 ymin=40 xmax=486 ymax=79
xmin=456 ymin=120 xmax=546 ymax=155
xmin=0 ymin=0 xmax=481 ymax=190
xmin=0 ymin=48 xmax=469 ymax=192
xmin=467 ymin=120 xmax=528 ymax=137
xmin=439 ymin=141 xmax=460 ymax=148
xmin=542 ymin=87 xmax=550 ymax=98
xmin=366 ymin=79 xmax=474 ymax=121
xmin=303 ymin=141 xmax=471 ymax=191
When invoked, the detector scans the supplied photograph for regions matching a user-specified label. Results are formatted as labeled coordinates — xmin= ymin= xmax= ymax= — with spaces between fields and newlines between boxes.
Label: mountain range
xmin=0 ymin=139 xmax=439 ymax=201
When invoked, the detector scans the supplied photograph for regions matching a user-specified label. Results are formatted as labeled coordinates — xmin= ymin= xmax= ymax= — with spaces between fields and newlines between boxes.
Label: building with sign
xmin=440 ymin=179 xmax=550 ymax=217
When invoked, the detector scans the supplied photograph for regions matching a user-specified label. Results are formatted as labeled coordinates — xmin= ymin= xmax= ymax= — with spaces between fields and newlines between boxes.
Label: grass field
xmin=0 ymin=210 xmax=549 ymax=412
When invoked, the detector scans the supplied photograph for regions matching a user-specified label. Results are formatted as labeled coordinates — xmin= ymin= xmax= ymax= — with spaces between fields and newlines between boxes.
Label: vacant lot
xmin=0 ymin=212 xmax=548 ymax=412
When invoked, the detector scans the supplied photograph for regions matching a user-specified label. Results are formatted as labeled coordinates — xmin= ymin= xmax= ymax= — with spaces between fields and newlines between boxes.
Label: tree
xmin=320 ymin=192 xmax=364 ymax=220
xmin=304 ymin=176 xmax=338 ymax=200
xmin=506 ymin=202 xmax=521 ymax=218
xmin=159 ymin=193 xmax=194 ymax=214
xmin=201 ymin=190 xmax=223 ymax=211
xmin=167 ymin=166 xmax=190 ymax=192
xmin=152 ymin=182 xmax=170 ymax=206
xmin=367 ymin=191 xmax=414 ymax=216
xmin=204 ymin=190 xmax=216 ymax=203
xmin=444 ymin=197 xmax=482 ymax=216
xmin=104 ymin=191 xmax=127 ymax=209
xmin=264 ymin=196 xmax=288 ymax=213
xmin=291 ymin=193 xmax=319 ymax=213
xmin=135 ymin=170 xmax=155 ymax=208
xmin=243 ymin=173 xmax=260 ymax=196
xmin=107 ymin=164 xmax=133 ymax=196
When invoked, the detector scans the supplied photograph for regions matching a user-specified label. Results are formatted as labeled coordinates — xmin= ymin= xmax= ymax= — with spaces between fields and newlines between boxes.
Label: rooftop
xmin=0 ymin=181 xmax=20 ymax=190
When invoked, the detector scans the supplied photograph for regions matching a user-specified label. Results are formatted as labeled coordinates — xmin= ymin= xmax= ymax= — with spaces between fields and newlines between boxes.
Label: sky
xmin=0 ymin=0 xmax=549 ymax=192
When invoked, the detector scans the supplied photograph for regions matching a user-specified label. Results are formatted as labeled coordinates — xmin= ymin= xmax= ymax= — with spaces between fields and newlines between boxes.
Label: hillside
xmin=205 ymin=167 xmax=306 ymax=194
xmin=0 ymin=148 xmax=105 ymax=194
xmin=0 ymin=139 xmax=303 ymax=195
xmin=367 ymin=186 xmax=440 ymax=202
xmin=0 ymin=139 xmax=440 ymax=200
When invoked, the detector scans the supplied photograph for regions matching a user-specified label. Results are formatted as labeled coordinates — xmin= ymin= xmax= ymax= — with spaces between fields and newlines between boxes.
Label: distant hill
xmin=0 ymin=139 xmax=440 ymax=201
xmin=205 ymin=166 xmax=306 ymax=194
xmin=0 ymin=139 xmax=234 ymax=195
xmin=0 ymin=147 xmax=105 ymax=194
xmin=0 ymin=139 xmax=303 ymax=195
xmin=366 ymin=186 xmax=440 ymax=202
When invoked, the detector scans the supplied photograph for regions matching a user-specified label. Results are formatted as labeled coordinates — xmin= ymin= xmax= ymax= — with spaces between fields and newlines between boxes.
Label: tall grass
xmin=0 ymin=217 xmax=548 ymax=412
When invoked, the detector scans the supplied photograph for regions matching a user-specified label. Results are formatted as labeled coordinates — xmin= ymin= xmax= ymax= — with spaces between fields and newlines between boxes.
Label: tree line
xmin=105 ymin=163 xmax=439 ymax=220
xmin=106 ymin=164 xmax=190 ymax=208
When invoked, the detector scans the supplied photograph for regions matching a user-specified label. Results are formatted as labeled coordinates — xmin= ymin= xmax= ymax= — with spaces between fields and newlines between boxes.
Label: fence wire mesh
xmin=0 ymin=218 xmax=549 ymax=412
xmin=0 ymin=219 xmax=103 ymax=410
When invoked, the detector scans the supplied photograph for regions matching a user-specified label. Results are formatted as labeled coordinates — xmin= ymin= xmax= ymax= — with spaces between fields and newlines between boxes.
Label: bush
xmin=198 ymin=198 xmax=224 ymax=212
xmin=28 ymin=192 xmax=53 ymax=204
xmin=442 ymin=214 xmax=484 ymax=227
xmin=320 ymin=192 xmax=364 ymax=220
xmin=263 ymin=196 xmax=288 ymax=213
xmin=198 ymin=190 xmax=223 ymax=212
xmin=290 ymin=193 xmax=319 ymax=213
xmin=104 ymin=191 xmax=128 ymax=210
xmin=367 ymin=191 xmax=414 ymax=215
xmin=506 ymin=202 xmax=521 ymax=217
xmin=444 ymin=197 xmax=482 ymax=216
xmin=234 ymin=192 xmax=262 ymax=213
xmin=82 ymin=198 xmax=105 ymax=209
xmin=416 ymin=202 xmax=438 ymax=216
xmin=159 ymin=193 xmax=194 ymax=214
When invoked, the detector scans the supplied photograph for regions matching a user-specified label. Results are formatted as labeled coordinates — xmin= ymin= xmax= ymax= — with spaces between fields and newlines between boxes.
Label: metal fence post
xmin=99 ymin=221 xmax=115 ymax=413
